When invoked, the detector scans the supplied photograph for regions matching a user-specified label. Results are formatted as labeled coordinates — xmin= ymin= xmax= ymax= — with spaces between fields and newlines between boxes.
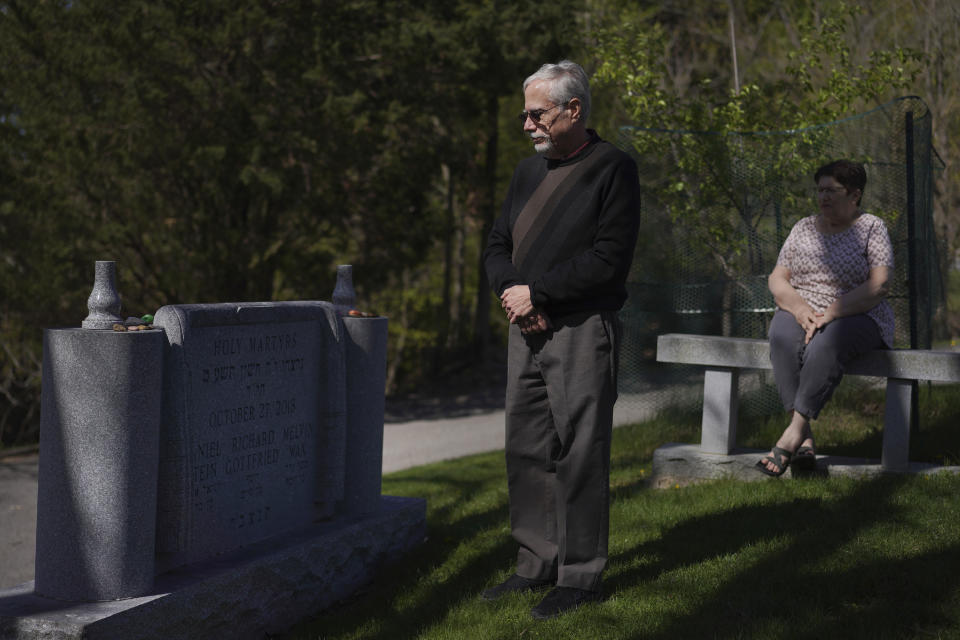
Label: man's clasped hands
xmin=500 ymin=284 xmax=551 ymax=334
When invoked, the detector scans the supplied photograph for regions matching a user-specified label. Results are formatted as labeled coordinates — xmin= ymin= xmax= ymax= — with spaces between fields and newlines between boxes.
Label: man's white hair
xmin=523 ymin=60 xmax=591 ymax=123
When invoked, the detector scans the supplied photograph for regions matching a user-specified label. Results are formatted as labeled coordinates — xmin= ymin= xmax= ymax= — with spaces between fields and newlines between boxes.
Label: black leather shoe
xmin=531 ymin=586 xmax=603 ymax=619
xmin=481 ymin=574 xmax=553 ymax=601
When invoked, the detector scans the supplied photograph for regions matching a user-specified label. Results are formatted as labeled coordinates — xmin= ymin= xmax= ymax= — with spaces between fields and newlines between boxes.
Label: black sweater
xmin=483 ymin=132 xmax=641 ymax=319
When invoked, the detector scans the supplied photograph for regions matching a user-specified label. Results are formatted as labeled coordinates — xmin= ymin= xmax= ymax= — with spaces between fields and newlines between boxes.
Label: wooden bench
xmin=656 ymin=333 xmax=960 ymax=472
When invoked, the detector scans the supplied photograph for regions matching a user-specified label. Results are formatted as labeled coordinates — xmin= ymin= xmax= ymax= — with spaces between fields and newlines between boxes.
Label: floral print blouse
xmin=776 ymin=212 xmax=895 ymax=347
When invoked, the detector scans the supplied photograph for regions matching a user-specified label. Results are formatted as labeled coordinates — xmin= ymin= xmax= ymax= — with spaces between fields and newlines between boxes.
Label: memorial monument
xmin=0 ymin=262 xmax=425 ymax=639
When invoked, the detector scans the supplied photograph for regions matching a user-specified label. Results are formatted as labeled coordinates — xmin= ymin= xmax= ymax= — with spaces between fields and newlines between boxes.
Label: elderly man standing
xmin=481 ymin=60 xmax=641 ymax=619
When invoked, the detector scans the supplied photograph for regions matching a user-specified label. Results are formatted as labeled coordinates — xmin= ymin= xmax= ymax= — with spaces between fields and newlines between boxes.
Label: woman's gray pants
xmin=768 ymin=309 xmax=883 ymax=419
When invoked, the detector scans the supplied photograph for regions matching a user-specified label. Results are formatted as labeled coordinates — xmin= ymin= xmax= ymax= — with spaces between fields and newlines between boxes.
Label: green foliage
xmin=786 ymin=5 xmax=923 ymax=123
xmin=592 ymin=2 xmax=924 ymax=287
xmin=0 ymin=0 xmax=948 ymax=441
xmin=0 ymin=0 xmax=584 ymax=438
xmin=595 ymin=3 xmax=923 ymax=132
xmin=0 ymin=0 xmax=442 ymax=311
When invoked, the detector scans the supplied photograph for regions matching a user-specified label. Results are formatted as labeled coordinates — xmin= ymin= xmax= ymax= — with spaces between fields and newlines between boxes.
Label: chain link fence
xmin=615 ymin=96 xmax=945 ymax=425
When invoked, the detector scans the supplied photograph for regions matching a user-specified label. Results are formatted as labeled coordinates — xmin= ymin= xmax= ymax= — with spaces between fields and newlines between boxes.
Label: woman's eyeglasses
xmin=815 ymin=187 xmax=848 ymax=198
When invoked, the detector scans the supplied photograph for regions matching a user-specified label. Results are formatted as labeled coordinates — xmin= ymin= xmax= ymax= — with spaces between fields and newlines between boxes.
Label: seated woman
xmin=758 ymin=159 xmax=895 ymax=477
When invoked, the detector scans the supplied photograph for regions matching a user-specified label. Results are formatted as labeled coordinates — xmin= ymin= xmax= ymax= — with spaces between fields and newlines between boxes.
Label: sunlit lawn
xmin=280 ymin=384 xmax=960 ymax=639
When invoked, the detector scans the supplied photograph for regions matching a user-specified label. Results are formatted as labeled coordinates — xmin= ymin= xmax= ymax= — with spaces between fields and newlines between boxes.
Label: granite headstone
xmin=152 ymin=301 xmax=347 ymax=572
xmin=34 ymin=328 xmax=164 ymax=601
xmin=0 ymin=265 xmax=426 ymax=639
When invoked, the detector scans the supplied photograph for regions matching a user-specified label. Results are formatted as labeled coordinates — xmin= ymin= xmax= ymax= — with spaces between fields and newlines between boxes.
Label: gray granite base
xmin=651 ymin=442 xmax=960 ymax=488
xmin=0 ymin=496 xmax=425 ymax=640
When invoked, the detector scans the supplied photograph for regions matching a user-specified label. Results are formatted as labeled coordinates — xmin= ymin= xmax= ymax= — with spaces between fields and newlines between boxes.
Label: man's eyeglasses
xmin=519 ymin=103 xmax=566 ymax=125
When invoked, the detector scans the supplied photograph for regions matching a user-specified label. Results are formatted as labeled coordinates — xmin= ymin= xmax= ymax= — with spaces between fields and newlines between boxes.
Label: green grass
xmin=280 ymin=385 xmax=960 ymax=640
xmin=735 ymin=381 xmax=960 ymax=466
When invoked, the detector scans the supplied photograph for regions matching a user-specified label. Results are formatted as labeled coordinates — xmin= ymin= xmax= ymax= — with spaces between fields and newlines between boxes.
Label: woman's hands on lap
xmin=793 ymin=304 xmax=825 ymax=344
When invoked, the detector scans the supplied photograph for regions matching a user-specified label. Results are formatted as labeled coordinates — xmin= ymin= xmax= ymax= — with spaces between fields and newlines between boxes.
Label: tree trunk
xmin=435 ymin=163 xmax=454 ymax=374
xmin=473 ymin=92 xmax=499 ymax=359
xmin=385 ymin=267 xmax=410 ymax=395
xmin=451 ymin=183 xmax=465 ymax=348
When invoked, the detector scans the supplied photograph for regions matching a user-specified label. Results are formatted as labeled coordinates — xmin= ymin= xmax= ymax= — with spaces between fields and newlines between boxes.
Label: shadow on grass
xmin=736 ymin=382 xmax=960 ymax=465
xmin=769 ymin=405 xmax=960 ymax=465
xmin=280 ymin=460 xmax=516 ymax=640
xmin=609 ymin=475 xmax=960 ymax=638
xmin=282 ymin=406 xmax=960 ymax=639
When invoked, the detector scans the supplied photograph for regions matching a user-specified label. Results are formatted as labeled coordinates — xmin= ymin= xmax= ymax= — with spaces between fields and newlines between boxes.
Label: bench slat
xmin=657 ymin=333 xmax=960 ymax=383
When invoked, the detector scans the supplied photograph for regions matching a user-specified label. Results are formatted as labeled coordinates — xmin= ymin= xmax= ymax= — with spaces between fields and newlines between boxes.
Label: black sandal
xmin=792 ymin=445 xmax=817 ymax=471
xmin=755 ymin=446 xmax=793 ymax=477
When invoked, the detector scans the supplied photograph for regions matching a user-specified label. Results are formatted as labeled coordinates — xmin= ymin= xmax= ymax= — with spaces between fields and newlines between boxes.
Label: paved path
xmin=383 ymin=396 xmax=663 ymax=473
xmin=0 ymin=392 xmax=664 ymax=591
xmin=383 ymin=411 xmax=505 ymax=473
xmin=0 ymin=453 xmax=38 ymax=591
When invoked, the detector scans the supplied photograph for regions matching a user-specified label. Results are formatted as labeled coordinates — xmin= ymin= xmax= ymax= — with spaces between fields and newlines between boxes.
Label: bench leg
xmin=881 ymin=378 xmax=913 ymax=472
xmin=701 ymin=367 xmax=739 ymax=454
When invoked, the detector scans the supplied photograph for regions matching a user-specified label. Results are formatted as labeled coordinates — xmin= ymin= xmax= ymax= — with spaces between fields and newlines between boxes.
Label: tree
xmin=592 ymin=1 xmax=923 ymax=333
xmin=0 ymin=0 xmax=586 ymax=442
xmin=356 ymin=0 xmax=581 ymax=386
xmin=0 ymin=0 xmax=450 ymax=440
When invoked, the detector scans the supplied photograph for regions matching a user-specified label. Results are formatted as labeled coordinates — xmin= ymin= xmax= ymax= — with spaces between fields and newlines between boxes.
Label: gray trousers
xmin=769 ymin=309 xmax=883 ymax=419
xmin=504 ymin=310 xmax=619 ymax=592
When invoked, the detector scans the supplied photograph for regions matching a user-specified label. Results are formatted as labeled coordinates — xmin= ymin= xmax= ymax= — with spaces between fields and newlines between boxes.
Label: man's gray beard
xmin=532 ymin=136 xmax=554 ymax=155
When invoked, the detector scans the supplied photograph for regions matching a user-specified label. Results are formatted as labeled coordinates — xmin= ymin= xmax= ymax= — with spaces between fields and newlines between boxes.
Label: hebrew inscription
xmin=158 ymin=319 xmax=324 ymax=566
